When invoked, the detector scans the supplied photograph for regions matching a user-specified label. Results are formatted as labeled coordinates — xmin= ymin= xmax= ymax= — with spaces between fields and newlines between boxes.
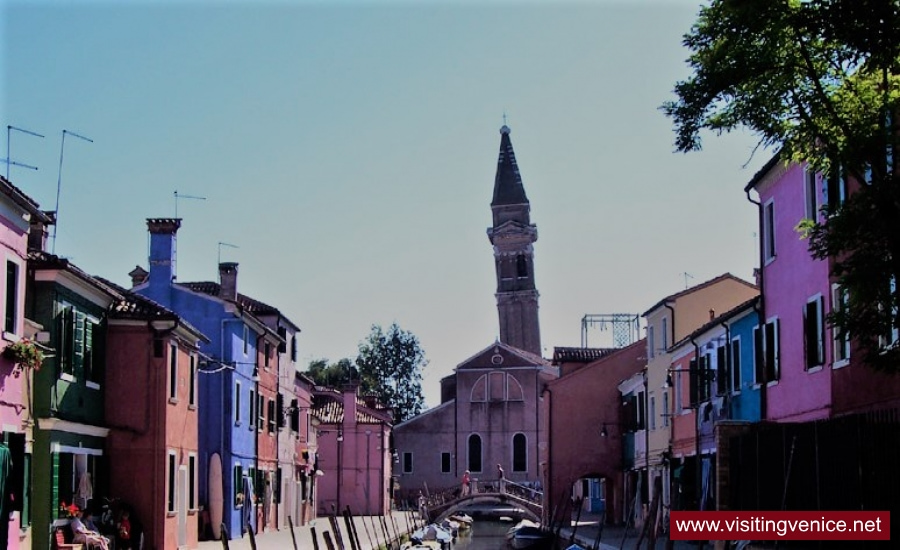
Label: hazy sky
xmin=2 ymin=0 xmax=767 ymax=407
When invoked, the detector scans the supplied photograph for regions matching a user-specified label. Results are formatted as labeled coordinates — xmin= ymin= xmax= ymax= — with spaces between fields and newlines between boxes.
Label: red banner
xmin=670 ymin=511 xmax=890 ymax=541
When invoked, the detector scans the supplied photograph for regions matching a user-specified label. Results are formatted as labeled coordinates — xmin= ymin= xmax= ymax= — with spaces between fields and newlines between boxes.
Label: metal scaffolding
xmin=581 ymin=313 xmax=641 ymax=348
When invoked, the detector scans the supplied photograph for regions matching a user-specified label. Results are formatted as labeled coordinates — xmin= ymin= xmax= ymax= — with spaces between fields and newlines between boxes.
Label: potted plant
xmin=3 ymin=339 xmax=43 ymax=371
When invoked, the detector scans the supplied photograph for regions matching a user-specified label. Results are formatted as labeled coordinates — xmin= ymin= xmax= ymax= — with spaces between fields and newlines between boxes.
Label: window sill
xmin=167 ymin=511 xmax=177 ymax=518
xmin=2 ymin=331 xmax=19 ymax=343
xmin=86 ymin=381 xmax=100 ymax=390
xmin=235 ymin=422 xmax=242 ymax=427
xmin=764 ymin=255 xmax=776 ymax=266
xmin=188 ymin=404 xmax=197 ymax=410
xmin=806 ymin=366 xmax=823 ymax=374
xmin=168 ymin=397 xmax=179 ymax=405
xmin=767 ymin=380 xmax=779 ymax=388
xmin=833 ymin=359 xmax=850 ymax=370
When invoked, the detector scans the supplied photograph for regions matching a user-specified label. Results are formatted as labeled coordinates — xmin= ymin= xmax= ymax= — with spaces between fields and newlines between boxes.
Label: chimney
xmin=147 ymin=218 xmax=181 ymax=284
xmin=709 ymin=309 xmax=716 ymax=321
xmin=342 ymin=382 xmax=359 ymax=432
xmin=128 ymin=266 xmax=149 ymax=287
xmin=219 ymin=262 xmax=239 ymax=301
xmin=28 ymin=211 xmax=55 ymax=252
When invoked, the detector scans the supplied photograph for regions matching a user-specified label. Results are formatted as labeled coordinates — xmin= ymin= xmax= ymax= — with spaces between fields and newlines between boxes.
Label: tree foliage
xmin=356 ymin=323 xmax=428 ymax=424
xmin=306 ymin=357 xmax=357 ymax=388
xmin=663 ymin=0 xmax=900 ymax=371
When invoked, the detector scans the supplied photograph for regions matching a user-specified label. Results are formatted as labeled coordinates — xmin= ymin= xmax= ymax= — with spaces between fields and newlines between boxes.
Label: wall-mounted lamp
xmin=252 ymin=366 xmax=260 ymax=382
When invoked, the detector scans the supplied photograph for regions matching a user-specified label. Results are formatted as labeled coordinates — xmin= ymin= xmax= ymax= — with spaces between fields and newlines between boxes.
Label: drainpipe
xmin=255 ymin=329 xmax=265 ymax=533
xmin=540 ymin=383 xmax=551 ymax=527
xmin=745 ymin=188 xmax=767 ymax=421
xmin=719 ymin=320 xmax=732 ymax=418
xmin=688 ymin=336 xmax=702 ymax=514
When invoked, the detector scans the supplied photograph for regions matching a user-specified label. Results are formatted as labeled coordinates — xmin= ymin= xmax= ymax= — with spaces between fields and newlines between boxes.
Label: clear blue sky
xmin=2 ymin=0 xmax=767 ymax=407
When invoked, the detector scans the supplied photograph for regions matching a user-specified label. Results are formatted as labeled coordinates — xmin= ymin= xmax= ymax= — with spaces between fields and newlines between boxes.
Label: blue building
xmin=133 ymin=218 xmax=282 ymax=539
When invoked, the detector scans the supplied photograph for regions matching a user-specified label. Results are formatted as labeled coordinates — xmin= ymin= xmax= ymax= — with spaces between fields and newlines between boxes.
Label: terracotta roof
xmin=672 ymin=295 xmax=761 ymax=349
xmin=177 ymin=281 xmax=281 ymax=316
xmin=311 ymin=387 xmax=391 ymax=425
xmin=743 ymin=152 xmax=784 ymax=192
xmin=0 ymin=175 xmax=52 ymax=222
xmin=27 ymin=250 xmax=123 ymax=298
xmin=642 ymin=273 xmax=757 ymax=317
xmin=491 ymin=126 xmax=529 ymax=207
xmin=98 ymin=277 xmax=208 ymax=341
xmin=552 ymin=347 xmax=616 ymax=364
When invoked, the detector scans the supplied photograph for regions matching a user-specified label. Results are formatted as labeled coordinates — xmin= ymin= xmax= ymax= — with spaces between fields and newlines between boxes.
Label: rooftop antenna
xmin=174 ymin=190 xmax=206 ymax=218
xmin=217 ymin=242 xmax=239 ymax=266
xmin=682 ymin=272 xmax=695 ymax=289
xmin=5 ymin=125 xmax=45 ymax=178
xmin=53 ymin=129 xmax=93 ymax=253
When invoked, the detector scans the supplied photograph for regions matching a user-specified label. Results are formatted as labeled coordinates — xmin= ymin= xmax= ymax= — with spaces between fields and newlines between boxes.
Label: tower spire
xmin=486 ymin=125 xmax=542 ymax=356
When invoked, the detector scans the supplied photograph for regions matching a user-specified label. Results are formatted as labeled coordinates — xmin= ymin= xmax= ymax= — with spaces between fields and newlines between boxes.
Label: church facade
xmin=393 ymin=126 xmax=555 ymax=501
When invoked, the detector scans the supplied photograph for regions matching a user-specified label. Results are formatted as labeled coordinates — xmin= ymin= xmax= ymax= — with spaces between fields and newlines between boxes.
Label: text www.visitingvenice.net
xmin=669 ymin=511 xmax=890 ymax=541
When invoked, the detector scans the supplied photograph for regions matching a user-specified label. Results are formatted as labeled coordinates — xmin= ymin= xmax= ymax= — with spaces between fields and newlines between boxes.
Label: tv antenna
xmin=174 ymin=190 xmax=206 ymax=218
xmin=682 ymin=272 xmax=695 ymax=289
xmin=4 ymin=125 xmax=45 ymax=178
xmin=53 ymin=129 xmax=93 ymax=253
xmin=218 ymin=242 xmax=239 ymax=265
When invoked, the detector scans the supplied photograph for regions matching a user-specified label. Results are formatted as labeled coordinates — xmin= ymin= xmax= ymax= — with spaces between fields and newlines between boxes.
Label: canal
xmin=453 ymin=519 xmax=512 ymax=550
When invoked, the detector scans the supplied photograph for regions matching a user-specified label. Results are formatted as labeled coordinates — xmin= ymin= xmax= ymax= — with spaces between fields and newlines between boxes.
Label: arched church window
xmin=516 ymin=254 xmax=528 ymax=278
xmin=468 ymin=434 xmax=482 ymax=473
xmin=512 ymin=433 xmax=527 ymax=472
xmin=471 ymin=375 xmax=487 ymax=402
xmin=506 ymin=374 xmax=524 ymax=401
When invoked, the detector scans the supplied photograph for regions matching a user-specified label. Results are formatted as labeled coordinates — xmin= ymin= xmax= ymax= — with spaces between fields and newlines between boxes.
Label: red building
xmin=104 ymin=283 xmax=208 ymax=550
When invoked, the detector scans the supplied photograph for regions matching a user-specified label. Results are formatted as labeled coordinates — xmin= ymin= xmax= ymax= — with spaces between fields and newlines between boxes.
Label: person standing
xmin=497 ymin=464 xmax=506 ymax=494
xmin=461 ymin=470 xmax=471 ymax=496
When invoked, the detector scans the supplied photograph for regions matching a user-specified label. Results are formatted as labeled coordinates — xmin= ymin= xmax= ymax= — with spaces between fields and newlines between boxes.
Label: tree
xmin=306 ymin=357 xmax=357 ymax=388
xmin=355 ymin=323 xmax=428 ymax=424
xmin=663 ymin=0 xmax=900 ymax=372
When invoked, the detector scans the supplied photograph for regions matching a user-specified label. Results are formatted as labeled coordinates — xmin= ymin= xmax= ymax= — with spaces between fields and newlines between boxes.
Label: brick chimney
xmin=219 ymin=262 xmax=239 ymax=301
xmin=128 ymin=266 xmax=149 ymax=287
xmin=342 ymin=382 xmax=359 ymax=432
xmin=28 ymin=211 xmax=55 ymax=252
xmin=147 ymin=218 xmax=181 ymax=284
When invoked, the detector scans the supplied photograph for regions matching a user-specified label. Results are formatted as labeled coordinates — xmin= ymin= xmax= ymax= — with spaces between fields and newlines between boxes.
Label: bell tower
xmin=486 ymin=125 xmax=541 ymax=356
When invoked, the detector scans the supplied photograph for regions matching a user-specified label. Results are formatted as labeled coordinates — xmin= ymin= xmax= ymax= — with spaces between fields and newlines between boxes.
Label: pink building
xmin=105 ymin=284 xmax=208 ymax=549
xmin=543 ymin=341 xmax=646 ymax=525
xmin=0 ymin=176 xmax=52 ymax=550
xmin=312 ymin=385 xmax=392 ymax=516
xmin=746 ymin=159 xmax=833 ymax=422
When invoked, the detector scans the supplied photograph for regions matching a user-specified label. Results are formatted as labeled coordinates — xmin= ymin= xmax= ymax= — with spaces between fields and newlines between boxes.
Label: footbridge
xmin=421 ymin=480 xmax=543 ymax=523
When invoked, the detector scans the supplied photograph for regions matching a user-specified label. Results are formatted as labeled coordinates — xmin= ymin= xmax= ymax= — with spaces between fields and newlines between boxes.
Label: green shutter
xmin=84 ymin=320 xmax=94 ymax=382
xmin=22 ymin=453 xmax=30 ymax=526
xmin=51 ymin=453 xmax=59 ymax=517
xmin=74 ymin=312 xmax=85 ymax=376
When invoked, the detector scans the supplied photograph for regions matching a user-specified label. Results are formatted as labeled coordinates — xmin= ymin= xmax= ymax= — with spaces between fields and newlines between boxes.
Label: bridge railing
xmin=420 ymin=478 xmax=543 ymax=509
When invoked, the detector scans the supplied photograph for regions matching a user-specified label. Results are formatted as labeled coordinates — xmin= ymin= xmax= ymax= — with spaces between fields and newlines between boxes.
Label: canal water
xmin=453 ymin=519 xmax=513 ymax=550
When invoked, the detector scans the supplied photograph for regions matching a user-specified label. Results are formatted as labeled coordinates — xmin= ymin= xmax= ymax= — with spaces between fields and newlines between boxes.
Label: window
xmin=234 ymin=465 xmax=246 ymax=507
xmin=662 ymin=392 xmax=669 ymax=427
xmin=512 ymin=433 xmax=527 ymax=472
xmin=754 ymin=319 xmax=781 ymax=383
xmin=57 ymin=306 xmax=75 ymax=376
xmin=636 ymin=391 xmax=646 ymax=429
xmin=290 ymin=336 xmax=298 ymax=363
xmin=264 ymin=342 xmax=271 ymax=369
xmin=258 ymin=394 xmax=265 ymax=430
xmin=763 ymin=199 xmax=776 ymax=262
xmin=84 ymin=317 xmax=102 ymax=385
xmin=880 ymin=277 xmax=899 ymax=351
xmin=235 ymin=381 xmax=242 ymax=425
xmin=441 ymin=452 xmax=451 ymax=474
xmin=731 ymin=337 xmax=742 ymax=392
xmin=716 ymin=344 xmax=728 ymax=395
xmin=249 ymin=389 xmax=256 ymax=429
xmin=647 ymin=326 xmax=655 ymax=360
xmin=5 ymin=261 xmax=18 ymax=334
xmin=277 ymin=393 xmax=285 ymax=429
xmin=189 ymin=355 xmax=197 ymax=406
xmin=277 ymin=327 xmax=287 ymax=354
xmin=826 ymin=165 xmax=848 ymax=210
xmin=188 ymin=454 xmax=197 ymax=510
xmin=402 ymin=452 xmax=413 ymax=474
xmin=649 ymin=397 xmax=656 ymax=430
xmin=516 ymin=254 xmax=528 ymax=278
xmin=804 ymin=296 xmax=826 ymax=369
xmin=832 ymin=285 xmax=850 ymax=365
xmin=290 ymin=399 xmax=300 ymax=432
xmin=805 ymin=168 xmax=819 ymax=220
xmin=243 ymin=325 xmax=249 ymax=355
xmin=267 ymin=398 xmax=276 ymax=433
xmin=168 ymin=452 xmax=177 ymax=513
xmin=169 ymin=344 xmax=178 ymax=400
xmin=467 ymin=434 xmax=482 ymax=473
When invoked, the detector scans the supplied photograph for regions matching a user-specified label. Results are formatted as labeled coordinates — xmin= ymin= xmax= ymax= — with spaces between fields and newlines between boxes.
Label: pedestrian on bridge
xmin=497 ymin=464 xmax=506 ymax=494
xmin=461 ymin=470 xmax=471 ymax=496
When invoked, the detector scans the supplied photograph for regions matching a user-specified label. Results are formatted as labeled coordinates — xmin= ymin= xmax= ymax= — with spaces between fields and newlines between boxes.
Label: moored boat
xmin=505 ymin=519 xmax=553 ymax=550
